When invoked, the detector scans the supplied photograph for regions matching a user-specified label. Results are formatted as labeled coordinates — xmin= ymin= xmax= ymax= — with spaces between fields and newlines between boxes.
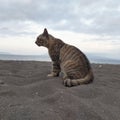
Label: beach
xmin=0 ymin=60 xmax=120 ymax=120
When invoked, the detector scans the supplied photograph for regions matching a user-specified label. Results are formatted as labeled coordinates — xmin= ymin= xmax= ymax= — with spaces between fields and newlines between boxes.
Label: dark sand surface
xmin=0 ymin=60 xmax=120 ymax=120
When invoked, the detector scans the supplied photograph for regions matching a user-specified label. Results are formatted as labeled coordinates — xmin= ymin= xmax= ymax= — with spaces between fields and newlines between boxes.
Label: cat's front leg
xmin=48 ymin=61 xmax=60 ymax=77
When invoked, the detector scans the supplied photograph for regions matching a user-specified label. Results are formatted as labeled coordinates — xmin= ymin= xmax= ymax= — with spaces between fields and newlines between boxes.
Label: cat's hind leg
xmin=61 ymin=60 xmax=79 ymax=87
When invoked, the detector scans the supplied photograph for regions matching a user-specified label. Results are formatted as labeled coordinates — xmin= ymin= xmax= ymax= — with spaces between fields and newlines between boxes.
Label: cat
xmin=35 ymin=28 xmax=94 ymax=87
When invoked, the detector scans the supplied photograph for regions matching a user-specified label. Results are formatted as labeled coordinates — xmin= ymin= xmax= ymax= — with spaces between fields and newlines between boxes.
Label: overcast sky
xmin=0 ymin=0 xmax=120 ymax=59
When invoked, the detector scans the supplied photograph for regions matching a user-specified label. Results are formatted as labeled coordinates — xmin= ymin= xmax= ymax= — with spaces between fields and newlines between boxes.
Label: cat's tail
xmin=63 ymin=69 xmax=94 ymax=87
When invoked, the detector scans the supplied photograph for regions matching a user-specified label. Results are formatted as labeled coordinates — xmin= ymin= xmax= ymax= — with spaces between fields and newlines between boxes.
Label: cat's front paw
xmin=47 ymin=73 xmax=54 ymax=77
xmin=47 ymin=72 xmax=59 ymax=77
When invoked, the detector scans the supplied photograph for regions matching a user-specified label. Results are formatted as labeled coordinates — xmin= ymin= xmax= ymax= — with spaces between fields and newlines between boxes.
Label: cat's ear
xmin=43 ymin=28 xmax=49 ymax=38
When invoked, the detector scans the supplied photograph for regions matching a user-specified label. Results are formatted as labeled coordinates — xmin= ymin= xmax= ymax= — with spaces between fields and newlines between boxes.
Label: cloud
xmin=0 ymin=0 xmax=120 ymax=36
xmin=0 ymin=21 xmax=38 ymax=37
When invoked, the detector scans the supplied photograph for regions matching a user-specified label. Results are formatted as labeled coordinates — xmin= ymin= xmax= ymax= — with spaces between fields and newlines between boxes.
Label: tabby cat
xmin=35 ymin=28 xmax=94 ymax=87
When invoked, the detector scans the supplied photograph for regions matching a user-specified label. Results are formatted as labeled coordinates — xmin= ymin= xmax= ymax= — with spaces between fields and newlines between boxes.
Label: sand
xmin=0 ymin=60 xmax=120 ymax=120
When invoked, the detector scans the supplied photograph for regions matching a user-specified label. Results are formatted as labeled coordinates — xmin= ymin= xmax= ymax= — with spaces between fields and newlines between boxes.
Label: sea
xmin=0 ymin=54 xmax=50 ymax=61
xmin=0 ymin=54 xmax=120 ymax=64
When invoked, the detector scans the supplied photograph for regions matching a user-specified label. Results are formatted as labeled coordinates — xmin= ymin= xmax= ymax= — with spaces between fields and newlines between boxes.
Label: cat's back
xmin=60 ymin=44 xmax=91 ymax=69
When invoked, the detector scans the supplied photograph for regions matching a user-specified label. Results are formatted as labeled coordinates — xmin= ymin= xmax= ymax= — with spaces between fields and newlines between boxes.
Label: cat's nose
xmin=35 ymin=41 xmax=37 ymax=44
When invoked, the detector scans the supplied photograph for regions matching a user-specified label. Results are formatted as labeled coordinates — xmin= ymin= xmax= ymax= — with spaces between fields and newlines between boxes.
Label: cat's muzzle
xmin=35 ymin=41 xmax=40 ymax=46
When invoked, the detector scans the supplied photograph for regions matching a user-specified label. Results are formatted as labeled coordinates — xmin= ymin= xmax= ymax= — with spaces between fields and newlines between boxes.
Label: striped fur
xmin=35 ymin=28 xmax=94 ymax=87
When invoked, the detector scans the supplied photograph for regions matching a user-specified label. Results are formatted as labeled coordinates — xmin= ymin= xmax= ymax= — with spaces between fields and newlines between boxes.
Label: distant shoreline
xmin=0 ymin=54 xmax=120 ymax=64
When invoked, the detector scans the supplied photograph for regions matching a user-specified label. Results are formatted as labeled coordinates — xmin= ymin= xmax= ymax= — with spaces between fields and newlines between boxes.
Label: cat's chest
xmin=48 ymin=47 xmax=60 ymax=61
xmin=48 ymin=42 xmax=64 ymax=61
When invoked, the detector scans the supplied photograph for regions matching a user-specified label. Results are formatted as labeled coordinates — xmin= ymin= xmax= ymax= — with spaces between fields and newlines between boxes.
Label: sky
xmin=0 ymin=0 xmax=120 ymax=60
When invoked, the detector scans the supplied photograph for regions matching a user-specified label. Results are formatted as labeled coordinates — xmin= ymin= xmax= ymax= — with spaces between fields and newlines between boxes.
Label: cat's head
xmin=35 ymin=28 xmax=49 ymax=47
